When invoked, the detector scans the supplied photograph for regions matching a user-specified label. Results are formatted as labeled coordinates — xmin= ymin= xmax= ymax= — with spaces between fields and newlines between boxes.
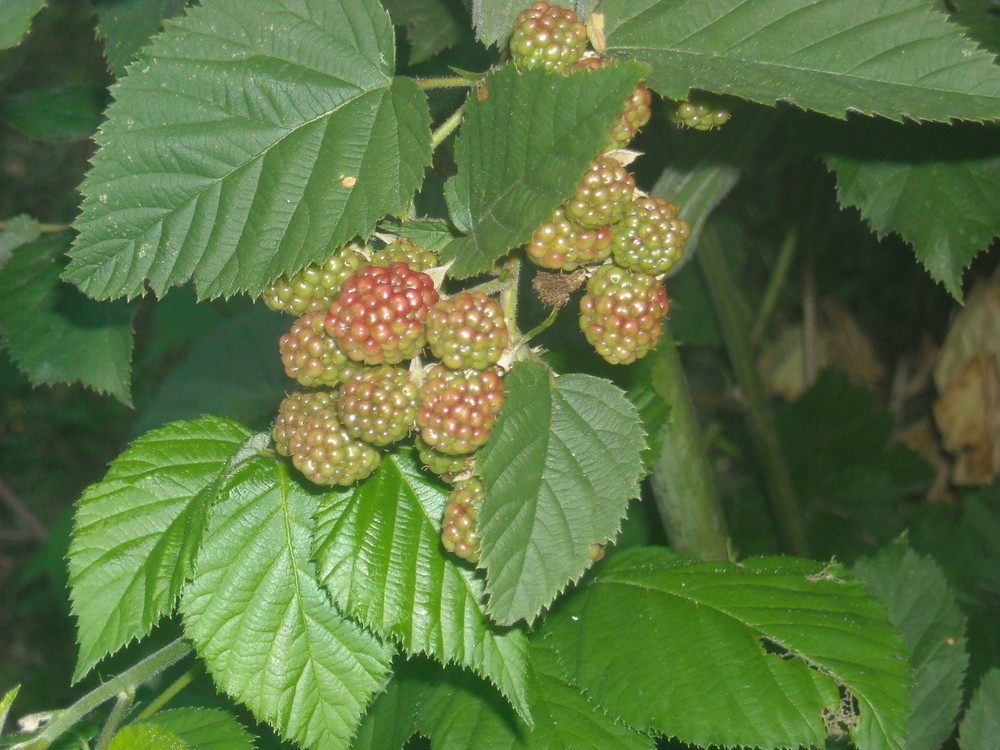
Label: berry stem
xmin=430 ymin=104 xmax=466 ymax=151
xmin=647 ymin=324 xmax=730 ymax=561
xmin=131 ymin=664 xmax=200 ymax=722
xmin=698 ymin=225 xmax=810 ymax=557
xmin=521 ymin=305 xmax=559 ymax=342
xmin=416 ymin=76 xmax=479 ymax=90
xmin=94 ymin=690 xmax=133 ymax=750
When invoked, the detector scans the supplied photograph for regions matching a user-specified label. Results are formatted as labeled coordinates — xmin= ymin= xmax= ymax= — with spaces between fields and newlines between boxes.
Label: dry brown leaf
xmin=933 ymin=354 xmax=1000 ymax=485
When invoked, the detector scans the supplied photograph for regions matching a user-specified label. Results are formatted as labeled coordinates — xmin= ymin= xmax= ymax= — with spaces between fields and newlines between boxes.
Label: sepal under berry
xmin=287 ymin=408 xmax=381 ymax=486
xmin=611 ymin=196 xmax=690 ymax=275
xmin=579 ymin=265 xmax=669 ymax=365
xmin=417 ymin=365 xmax=505 ymax=455
xmin=336 ymin=366 xmax=419 ymax=446
xmin=426 ymin=292 xmax=509 ymax=370
xmin=262 ymin=245 xmax=364 ymax=316
xmin=441 ymin=476 xmax=485 ymax=563
xmin=510 ymin=1 xmax=587 ymax=73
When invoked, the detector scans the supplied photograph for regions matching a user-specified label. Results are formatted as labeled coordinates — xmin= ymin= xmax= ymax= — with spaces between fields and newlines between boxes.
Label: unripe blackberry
xmin=325 ymin=263 xmax=439 ymax=365
xmin=668 ymin=98 xmax=731 ymax=130
xmin=563 ymin=156 xmax=635 ymax=229
xmin=417 ymin=366 xmax=505 ymax=455
xmin=415 ymin=435 xmax=472 ymax=482
xmin=372 ymin=238 xmax=439 ymax=272
xmin=527 ymin=207 xmax=613 ymax=271
xmin=611 ymin=196 xmax=690 ymax=275
xmin=273 ymin=390 xmax=336 ymax=456
xmin=262 ymin=244 xmax=364 ymax=316
xmin=287 ymin=408 xmax=381 ymax=486
xmin=579 ymin=265 xmax=668 ymax=365
xmin=441 ymin=476 xmax=485 ymax=563
xmin=336 ymin=366 xmax=419 ymax=446
xmin=573 ymin=57 xmax=652 ymax=147
xmin=280 ymin=312 xmax=359 ymax=387
xmin=510 ymin=2 xmax=587 ymax=74
xmin=426 ymin=292 xmax=509 ymax=370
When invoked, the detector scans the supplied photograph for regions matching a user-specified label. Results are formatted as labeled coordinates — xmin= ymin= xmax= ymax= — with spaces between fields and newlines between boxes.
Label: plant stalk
xmin=94 ymin=691 xmax=133 ymax=750
xmin=430 ymin=104 xmax=466 ymax=150
xmin=697 ymin=226 xmax=810 ymax=557
xmin=648 ymin=324 xmax=730 ymax=560
xmin=131 ymin=665 xmax=199 ymax=723
xmin=750 ymin=227 xmax=798 ymax=343
xmin=416 ymin=76 xmax=478 ymax=90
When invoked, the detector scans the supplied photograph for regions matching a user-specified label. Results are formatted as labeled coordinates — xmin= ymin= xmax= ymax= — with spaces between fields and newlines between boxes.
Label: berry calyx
xmin=563 ymin=156 xmax=635 ymax=229
xmin=287 ymin=407 xmax=381 ymax=486
xmin=273 ymin=390 xmax=336 ymax=457
xmin=611 ymin=196 xmax=690 ymax=275
xmin=668 ymin=98 xmax=731 ymax=130
xmin=510 ymin=2 xmax=587 ymax=74
xmin=336 ymin=366 xmax=419 ymax=446
xmin=372 ymin=238 xmax=439 ymax=272
xmin=279 ymin=312 xmax=359 ymax=387
xmin=417 ymin=366 xmax=505 ymax=455
xmin=262 ymin=245 xmax=364 ymax=316
xmin=579 ymin=264 xmax=669 ymax=365
xmin=441 ymin=476 xmax=485 ymax=563
xmin=325 ymin=263 xmax=440 ymax=365
xmin=426 ymin=292 xmax=509 ymax=371
xmin=527 ymin=207 xmax=613 ymax=271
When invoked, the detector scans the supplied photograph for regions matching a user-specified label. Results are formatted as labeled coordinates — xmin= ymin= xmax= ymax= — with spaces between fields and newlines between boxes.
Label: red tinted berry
xmin=611 ymin=196 xmax=690 ymax=275
xmin=510 ymin=2 xmax=587 ymax=73
xmin=563 ymin=156 xmax=635 ymax=229
xmin=287 ymin=408 xmax=381 ymax=486
xmin=336 ymin=366 xmax=419 ymax=446
xmin=417 ymin=366 xmax=505 ymax=455
xmin=262 ymin=245 xmax=364 ymax=316
xmin=280 ymin=312 xmax=358 ymax=387
xmin=426 ymin=292 xmax=509 ymax=370
xmin=372 ymin=238 xmax=439 ymax=272
xmin=579 ymin=265 xmax=669 ymax=365
xmin=325 ymin=263 xmax=439 ymax=365
xmin=441 ymin=476 xmax=485 ymax=563
xmin=273 ymin=390 xmax=336 ymax=457
xmin=527 ymin=207 xmax=613 ymax=271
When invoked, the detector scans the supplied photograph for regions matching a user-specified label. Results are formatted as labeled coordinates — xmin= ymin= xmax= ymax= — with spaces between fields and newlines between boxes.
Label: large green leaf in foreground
xmin=476 ymin=363 xmax=646 ymax=625
xmin=66 ymin=0 xmax=430 ymax=301
xmin=181 ymin=458 xmax=392 ymax=750
xmin=67 ymin=417 xmax=253 ymax=681
xmin=547 ymin=548 xmax=912 ymax=750
xmin=602 ymin=0 xmax=1000 ymax=122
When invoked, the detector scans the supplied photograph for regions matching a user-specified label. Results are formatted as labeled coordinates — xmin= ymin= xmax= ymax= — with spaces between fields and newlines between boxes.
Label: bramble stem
xmin=417 ymin=76 xmax=478 ymax=90
xmin=131 ymin=665 xmax=199 ymax=723
xmin=648 ymin=325 xmax=730 ymax=560
xmin=94 ymin=691 xmax=133 ymax=750
xmin=750 ymin=227 xmax=797 ymax=342
xmin=430 ymin=104 xmax=466 ymax=151
xmin=698 ymin=226 xmax=810 ymax=557
xmin=522 ymin=306 xmax=559 ymax=342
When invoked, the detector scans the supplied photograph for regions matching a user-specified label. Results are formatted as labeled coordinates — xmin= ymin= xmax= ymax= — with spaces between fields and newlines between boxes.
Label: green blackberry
xmin=527 ymin=207 xmax=613 ymax=271
xmin=441 ymin=476 xmax=485 ymax=563
xmin=426 ymin=292 xmax=509 ymax=370
xmin=573 ymin=57 xmax=652 ymax=147
xmin=668 ymin=98 xmax=731 ymax=130
xmin=372 ymin=238 xmax=439 ymax=272
xmin=611 ymin=196 xmax=690 ymax=275
xmin=279 ymin=312 xmax=359 ymax=387
xmin=336 ymin=366 xmax=419 ymax=446
xmin=563 ymin=156 xmax=635 ymax=229
xmin=510 ymin=2 xmax=587 ymax=74
xmin=579 ymin=265 xmax=669 ymax=365
xmin=417 ymin=365 xmax=505 ymax=455
xmin=415 ymin=435 xmax=472 ymax=482
xmin=325 ymin=262 xmax=440 ymax=365
xmin=287 ymin=408 xmax=381 ymax=486
xmin=262 ymin=244 xmax=364 ymax=316
xmin=273 ymin=390 xmax=336 ymax=457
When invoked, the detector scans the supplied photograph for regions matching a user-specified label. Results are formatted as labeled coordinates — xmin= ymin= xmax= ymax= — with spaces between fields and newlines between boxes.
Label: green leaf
xmin=352 ymin=658 xmax=429 ymax=750
xmin=476 ymin=362 xmax=646 ymax=625
xmin=383 ymin=0 xmax=465 ymax=64
xmin=0 ymin=0 xmax=44 ymax=50
xmin=0 ymin=235 xmax=135 ymax=405
xmin=441 ymin=63 xmax=645 ymax=277
xmin=136 ymin=707 xmax=256 ymax=750
xmin=960 ymin=668 xmax=1000 ymax=750
xmin=313 ymin=449 xmax=531 ymax=722
xmin=0 ymin=685 xmax=19 ymax=736
xmin=470 ymin=0 xmax=529 ymax=48
xmin=825 ymin=121 xmax=1000 ymax=300
xmin=0 ymin=214 xmax=40 ymax=270
xmin=0 ymin=85 xmax=106 ymax=142
xmin=602 ymin=0 xmax=1000 ymax=122
xmin=66 ymin=0 xmax=431 ymax=301
xmin=854 ymin=542 xmax=968 ymax=750
xmin=377 ymin=218 xmax=459 ymax=257
xmin=109 ymin=724 xmax=189 ymax=750
xmin=948 ymin=0 xmax=1000 ymax=56
xmin=93 ymin=0 xmax=188 ymax=77
xmin=67 ymin=416 xmax=253 ymax=682
xmin=546 ymin=547 xmax=912 ymax=750
xmin=180 ymin=458 xmax=393 ymax=750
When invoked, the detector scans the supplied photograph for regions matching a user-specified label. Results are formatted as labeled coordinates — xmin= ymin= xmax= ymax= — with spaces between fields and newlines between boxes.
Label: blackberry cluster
xmin=416 ymin=366 xmax=505 ymax=456
xmin=510 ymin=2 xmax=588 ymax=73
xmin=579 ymin=265 xmax=669 ymax=365
xmin=426 ymin=292 xmax=509 ymax=370
xmin=440 ymin=477 xmax=485 ymax=563
xmin=668 ymin=97 xmax=731 ymax=131
xmin=263 ymin=245 xmax=364 ymax=316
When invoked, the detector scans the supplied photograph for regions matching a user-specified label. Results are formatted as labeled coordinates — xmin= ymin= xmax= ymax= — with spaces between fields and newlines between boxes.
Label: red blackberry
xmin=325 ymin=263 xmax=439 ymax=365
xmin=579 ymin=265 xmax=669 ymax=365
xmin=273 ymin=390 xmax=336 ymax=457
xmin=336 ymin=366 xmax=419 ymax=446
xmin=527 ymin=207 xmax=613 ymax=271
xmin=262 ymin=244 xmax=364 ymax=316
xmin=441 ymin=476 xmax=485 ymax=563
xmin=372 ymin=238 xmax=439 ymax=272
xmin=287 ymin=407 xmax=381 ymax=486
xmin=416 ymin=366 xmax=505 ymax=455
xmin=611 ymin=196 xmax=690 ymax=275
xmin=668 ymin=98 xmax=731 ymax=130
xmin=563 ymin=156 xmax=635 ymax=229
xmin=510 ymin=2 xmax=587 ymax=74
xmin=426 ymin=292 xmax=509 ymax=371
xmin=279 ymin=312 xmax=359 ymax=387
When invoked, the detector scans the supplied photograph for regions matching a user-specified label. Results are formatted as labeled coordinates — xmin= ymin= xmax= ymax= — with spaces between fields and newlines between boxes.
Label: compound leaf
xmin=313 ymin=449 xmax=531 ymax=722
xmin=602 ymin=0 xmax=1000 ymax=122
xmin=181 ymin=458 xmax=392 ymax=750
xmin=67 ymin=416 xmax=253 ymax=682
xmin=476 ymin=362 xmax=645 ymax=626
xmin=546 ymin=547 xmax=912 ymax=750
xmin=67 ymin=0 xmax=431 ymax=301
xmin=441 ymin=63 xmax=645 ymax=277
